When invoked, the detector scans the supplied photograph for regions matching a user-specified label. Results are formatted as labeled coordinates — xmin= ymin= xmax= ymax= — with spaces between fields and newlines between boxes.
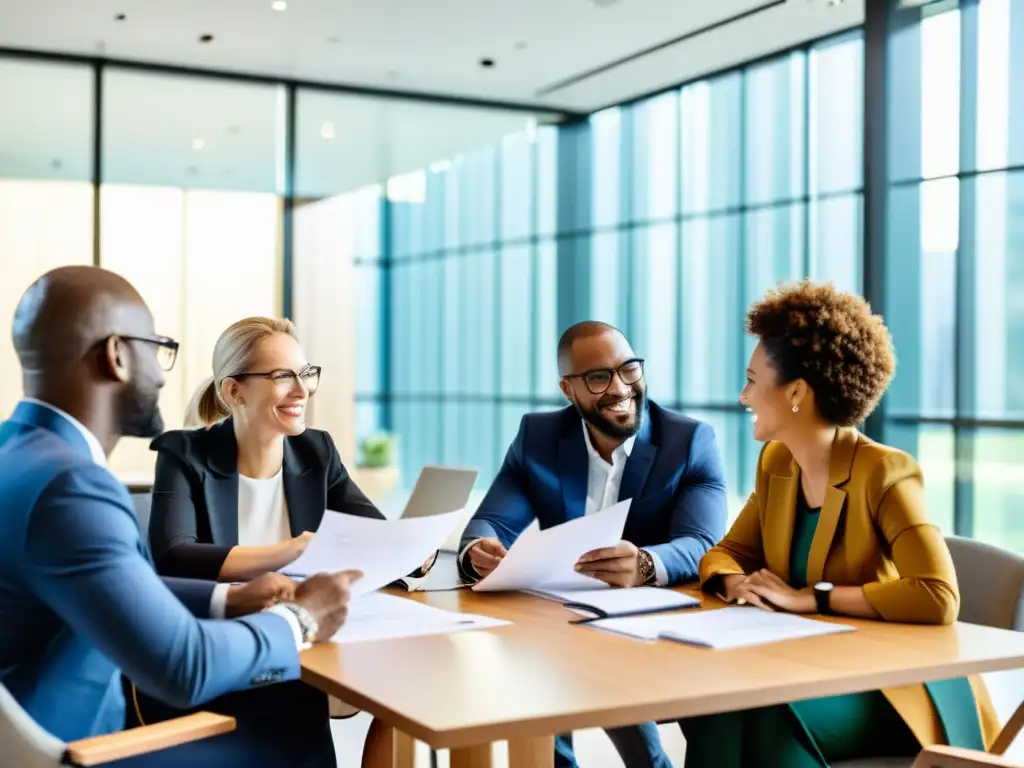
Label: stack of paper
xmin=472 ymin=499 xmax=632 ymax=593
xmin=281 ymin=509 xmax=462 ymax=596
xmin=531 ymin=586 xmax=700 ymax=618
xmin=331 ymin=593 xmax=509 ymax=644
xmin=588 ymin=606 xmax=855 ymax=649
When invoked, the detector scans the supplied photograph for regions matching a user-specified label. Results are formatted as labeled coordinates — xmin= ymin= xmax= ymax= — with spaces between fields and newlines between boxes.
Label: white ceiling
xmin=0 ymin=0 xmax=864 ymax=112
xmin=0 ymin=0 xmax=864 ymax=194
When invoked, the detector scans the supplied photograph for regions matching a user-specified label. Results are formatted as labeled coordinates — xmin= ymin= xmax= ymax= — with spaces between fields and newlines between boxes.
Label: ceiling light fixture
xmin=271 ymin=1 xmax=288 ymax=10
xmin=192 ymin=138 xmax=206 ymax=150
xmin=320 ymin=121 xmax=336 ymax=140
xmin=198 ymin=34 xmax=214 ymax=44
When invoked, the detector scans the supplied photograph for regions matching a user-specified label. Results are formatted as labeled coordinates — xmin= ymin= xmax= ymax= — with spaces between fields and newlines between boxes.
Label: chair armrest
xmin=992 ymin=699 xmax=1024 ymax=756
xmin=64 ymin=712 xmax=235 ymax=766
xmin=913 ymin=745 xmax=1022 ymax=768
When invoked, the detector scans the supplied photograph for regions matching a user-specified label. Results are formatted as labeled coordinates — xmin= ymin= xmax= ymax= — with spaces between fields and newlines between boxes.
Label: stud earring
xmin=792 ymin=405 xmax=800 ymax=413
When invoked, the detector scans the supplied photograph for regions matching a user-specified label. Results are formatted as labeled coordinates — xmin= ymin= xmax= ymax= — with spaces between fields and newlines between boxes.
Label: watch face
xmin=816 ymin=581 xmax=834 ymax=592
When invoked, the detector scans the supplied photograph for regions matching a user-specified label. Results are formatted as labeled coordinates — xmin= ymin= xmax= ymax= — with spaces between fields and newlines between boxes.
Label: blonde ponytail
xmin=184 ymin=376 xmax=230 ymax=428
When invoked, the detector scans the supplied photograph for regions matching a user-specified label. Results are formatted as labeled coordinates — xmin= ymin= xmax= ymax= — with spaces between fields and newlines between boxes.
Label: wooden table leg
xmin=393 ymin=729 xmax=415 ymax=768
xmin=508 ymin=735 xmax=554 ymax=768
xmin=449 ymin=744 xmax=492 ymax=768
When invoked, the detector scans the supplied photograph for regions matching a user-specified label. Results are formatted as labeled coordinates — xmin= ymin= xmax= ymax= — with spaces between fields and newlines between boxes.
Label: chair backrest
xmin=946 ymin=536 xmax=1024 ymax=631
xmin=0 ymin=681 xmax=65 ymax=768
xmin=131 ymin=493 xmax=153 ymax=540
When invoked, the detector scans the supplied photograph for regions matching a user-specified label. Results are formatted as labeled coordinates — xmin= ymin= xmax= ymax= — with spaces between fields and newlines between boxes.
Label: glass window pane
xmin=461 ymin=148 xmax=497 ymax=247
xmin=499 ymin=246 xmax=532 ymax=397
xmin=885 ymin=423 xmax=955 ymax=536
xmin=354 ymin=263 xmax=382 ymax=395
xmin=885 ymin=182 xmax=957 ymax=419
xmin=809 ymin=34 xmax=864 ymax=194
xmin=463 ymin=250 xmax=496 ymax=395
xmin=920 ymin=10 xmax=961 ymax=180
xmin=442 ymin=256 xmax=462 ymax=395
xmin=630 ymin=224 xmax=678 ymax=402
xmin=104 ymin=69 xmax=284 ymax=192
xmin=809 ymin=194 xmax=863 ymax=292
xmin=631 ymin=92 xmax=678 ymax=221
xmin=355 ymin=403 xmax=382 ymax=444
xmin=965 ymin=172 xmax=1024 ymax=420
xmin=536 ymin=126 xmax=559 ymax=237
xmin=591 ymin=107 xmax=622 ymax=228
xmin=969 ymin=428 xmax=1024 ymax=555
xmin=744 ymin=53 xmax=806 ymax=206
xmin=590 ymin=231 xmax=621 ymax=328
xmin=535 ymin=240 xmax=559 ymax=398
xmin=685 ymin=410 xmax=749 ymax=520
xmin=680 ymin=215 xmax=742 ymax=404
xmin=500 ymin=134 xmax=533 ymax=241
xmin=681 ymin=73 xmax=742 ymax=214
xmin=0 ymin=58 xmax=93 ymax=181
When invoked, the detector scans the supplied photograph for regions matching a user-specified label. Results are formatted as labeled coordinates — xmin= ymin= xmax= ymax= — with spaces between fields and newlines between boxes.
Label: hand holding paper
xmin=282 ymin=509 xmax=462 ymax=597
xmin=472 ymin=499 xmax=632 ymax=592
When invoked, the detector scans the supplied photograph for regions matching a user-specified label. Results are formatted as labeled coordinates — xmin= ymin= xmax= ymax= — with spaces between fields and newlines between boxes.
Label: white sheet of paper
xmin=281 ymin=509 xmax=462 ymax=596
xmin=331 ymin=593 xmax=509 ymax=644
xmin=589 ymin=606 xmax=855 ymax=649
xmin=472 ymin=499 xmax=632 ymax=593
xmin=530 ymin=586 xmax=700 ymax=616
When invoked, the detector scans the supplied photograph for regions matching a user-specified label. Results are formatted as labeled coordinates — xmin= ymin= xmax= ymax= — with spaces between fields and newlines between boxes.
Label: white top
xmin=238 ymin=470 xmax=291 ymax=546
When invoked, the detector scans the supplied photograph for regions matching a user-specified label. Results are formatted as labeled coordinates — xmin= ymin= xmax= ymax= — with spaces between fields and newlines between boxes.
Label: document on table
xmin=331 ymin=592 xmax=510 ymax=644
xmin=586 ymin=606 xmax=855 ymax=649
xmin=472 ymin=499 xmax=631 ymax=593
xmin=281 ymin=509 xmax=462 ymax=597
xmin=530 ymin=586 xmax=700 ymax=618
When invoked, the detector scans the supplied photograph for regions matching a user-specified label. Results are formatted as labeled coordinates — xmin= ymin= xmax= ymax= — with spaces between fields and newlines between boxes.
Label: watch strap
xmin=814 ymin=583 xmax=833 ymax=615
xmin=637 ymin=549 xmax=656 ymax=586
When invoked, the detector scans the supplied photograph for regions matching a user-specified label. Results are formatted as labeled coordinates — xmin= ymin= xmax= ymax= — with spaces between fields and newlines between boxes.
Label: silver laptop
xmin=399 ymin=466 xmax=479 ymax=519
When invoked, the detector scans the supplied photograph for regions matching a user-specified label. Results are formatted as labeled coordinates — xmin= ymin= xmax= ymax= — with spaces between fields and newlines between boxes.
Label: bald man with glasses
xmin=458 ymin=321 xmax=728 ymax=768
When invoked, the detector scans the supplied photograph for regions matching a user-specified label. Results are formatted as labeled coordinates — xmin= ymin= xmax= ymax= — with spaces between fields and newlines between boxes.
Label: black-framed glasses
xmin=563 ymin=358 xmax=645 ymax=395
xmin=227 ymin=365 xmax=322 ymax=395
xmin=121 ymin=335 xmax=179 ymax=372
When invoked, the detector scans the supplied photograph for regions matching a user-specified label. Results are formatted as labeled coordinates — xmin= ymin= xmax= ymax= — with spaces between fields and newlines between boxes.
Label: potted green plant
xmin=352 ymin=432 xmax=400 ymax=501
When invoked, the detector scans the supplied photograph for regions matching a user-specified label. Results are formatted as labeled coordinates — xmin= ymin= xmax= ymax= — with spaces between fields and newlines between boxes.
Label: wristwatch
xmin=637 ymin=549 xmax=656 ymax=586
xmin=814 ymin=582 xmax=834 ymax=615
xmin=276 ymin=602 xmax=319 ymax=644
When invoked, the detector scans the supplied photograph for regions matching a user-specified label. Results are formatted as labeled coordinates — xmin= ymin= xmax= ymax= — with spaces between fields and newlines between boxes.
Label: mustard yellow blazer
xmin=699 ymin=427 xmax=999 ymax=748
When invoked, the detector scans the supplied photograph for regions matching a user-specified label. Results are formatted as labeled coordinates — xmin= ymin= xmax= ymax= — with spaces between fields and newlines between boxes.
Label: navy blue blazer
xmin=0 ymin=402 xmax=299 ymax=741
xmin=149 ymin=419 xmax=384 ymax=581
xmin=459 ymin=402 xmax=728 ymax=584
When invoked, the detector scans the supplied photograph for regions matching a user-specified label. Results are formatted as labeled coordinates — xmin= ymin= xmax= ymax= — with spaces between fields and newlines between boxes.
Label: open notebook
xmin=586 ymin=606 xmax=855 ymax=649
xmin=530 ymin=586 xmax=700 ymax=620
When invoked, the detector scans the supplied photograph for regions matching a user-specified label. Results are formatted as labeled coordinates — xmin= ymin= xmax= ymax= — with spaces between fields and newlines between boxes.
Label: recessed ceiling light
xmin=192 ymin=138 xmax=206 ymax=150
xmin=320 ymin=121 xmax=336 ymax=140
xmin=326 ymin=36 xmax=340 ymax=44
xmin=479 ymin=58 xmax=495 ymax=68
xmin=114 ymin=13 xmax=126 ymax=21
xmin=198 ymin=34 xmax=214 ymax=44
xmin=271 ymin=1 xmax=288 ymax=10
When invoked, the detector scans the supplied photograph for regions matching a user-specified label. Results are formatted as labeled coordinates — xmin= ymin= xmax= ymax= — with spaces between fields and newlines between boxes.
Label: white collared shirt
xmin=579 ymin=422 xmax=668 ymax=586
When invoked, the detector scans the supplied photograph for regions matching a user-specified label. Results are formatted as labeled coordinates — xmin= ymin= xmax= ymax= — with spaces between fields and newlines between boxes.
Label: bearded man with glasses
xmin=458 ymin=321 xmax=728 ymax=768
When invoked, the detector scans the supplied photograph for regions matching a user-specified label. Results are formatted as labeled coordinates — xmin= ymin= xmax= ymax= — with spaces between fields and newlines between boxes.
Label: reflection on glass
xmin=884 ymin=423 xmax=955 ymax=536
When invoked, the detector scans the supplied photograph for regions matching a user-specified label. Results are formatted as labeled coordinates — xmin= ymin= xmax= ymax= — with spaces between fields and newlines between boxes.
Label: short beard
xmin=118 ymin=381 xmax=165 ymax=439
xmin=574 ymin=387 xmax=646 ymax=440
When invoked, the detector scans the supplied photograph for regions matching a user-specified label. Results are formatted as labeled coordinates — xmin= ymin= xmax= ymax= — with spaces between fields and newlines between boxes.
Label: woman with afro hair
xmin=681 ymin=281 xmax=998 ymax=767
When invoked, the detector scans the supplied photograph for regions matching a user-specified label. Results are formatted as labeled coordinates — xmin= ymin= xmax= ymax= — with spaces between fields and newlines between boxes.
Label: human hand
xmin=736 ymin=569 xmax=814 ymax=614
xmin=293 ymin=570 xmax=363 ymax=642
xmin=468 ymin=538 xmax=507 ymax=578
xmin=282 ymin=531 xmax=314 ymax=563
xmin=575 ymin=540 xmax=643 ymax=587
xmin=225 ymin=572 xmax=298 ymax=617
xmin=717 ymin=574 xmax=750 ymax=603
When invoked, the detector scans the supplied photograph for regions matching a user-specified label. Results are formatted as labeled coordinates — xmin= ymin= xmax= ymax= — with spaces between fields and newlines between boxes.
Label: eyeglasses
xmin=563 ymin=358 xmax=645 ymax=395
xmin=121 ymin=335 xmax=179 ymax=372
xmin=227 ymin=365 xmax=322 ymax=395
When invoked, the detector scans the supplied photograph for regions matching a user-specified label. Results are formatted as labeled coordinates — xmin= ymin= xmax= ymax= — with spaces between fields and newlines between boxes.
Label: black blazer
xmin=148 ymin=419 xmax=383 ymax=580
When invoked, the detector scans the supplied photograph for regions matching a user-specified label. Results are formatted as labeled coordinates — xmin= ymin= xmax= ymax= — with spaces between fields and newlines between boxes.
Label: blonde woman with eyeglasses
xmin=140 ymin=316 xmax=420 ymax=768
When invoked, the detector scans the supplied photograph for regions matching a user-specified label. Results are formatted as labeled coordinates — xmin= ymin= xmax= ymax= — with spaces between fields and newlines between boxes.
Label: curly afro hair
xmin=746 ymin=280 xmax=896 ymax=427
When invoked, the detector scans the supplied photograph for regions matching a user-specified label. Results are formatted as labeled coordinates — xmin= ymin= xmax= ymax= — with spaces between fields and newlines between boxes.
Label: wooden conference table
xmin=300 ymin=586 xmax=1024 ymax=768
